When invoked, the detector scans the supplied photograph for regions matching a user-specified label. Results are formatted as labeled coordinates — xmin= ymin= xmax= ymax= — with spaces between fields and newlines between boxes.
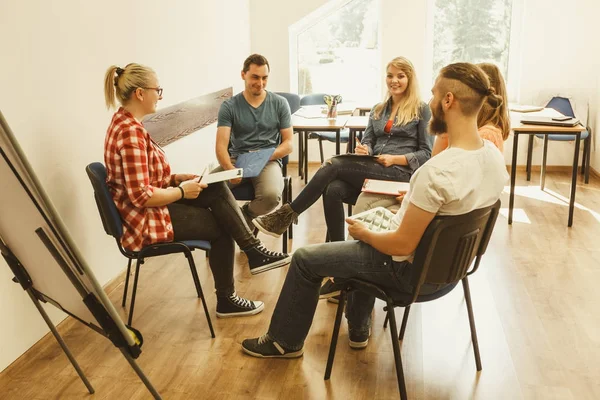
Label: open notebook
xmin=362 ymin=179 xmax=410 ymax=196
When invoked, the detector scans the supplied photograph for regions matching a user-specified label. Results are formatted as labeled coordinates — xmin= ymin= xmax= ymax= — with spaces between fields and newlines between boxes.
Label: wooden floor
xmin=1 ymin=166 xmax=600 ymax=400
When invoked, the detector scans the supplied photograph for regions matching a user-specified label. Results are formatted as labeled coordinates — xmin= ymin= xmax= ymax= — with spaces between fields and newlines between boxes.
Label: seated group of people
xmin=102 ymin=53 xmax=510 ymax=358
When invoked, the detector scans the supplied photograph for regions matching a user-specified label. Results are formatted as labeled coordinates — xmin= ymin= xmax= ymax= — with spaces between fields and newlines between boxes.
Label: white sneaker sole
xmin=216 ymin=302 xmax=265 ymax=318
xmin=349 ymin=338 xmax=369 ymax=349
xmin=319 ymin=290 xmax=342 ymax=300
xmin=249 ymin=255 xmax=292 ymax=275
xmin=242 ymin=346 xmax=304 ymax=358
xmin=252 ymin=218 xmax=284 ymax=238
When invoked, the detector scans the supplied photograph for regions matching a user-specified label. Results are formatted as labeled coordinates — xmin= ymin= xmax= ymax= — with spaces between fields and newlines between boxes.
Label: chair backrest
xmin=410 ymin=200 xmax=501 ymax=296
xmin=546 ymin=96 xmax=576 ymax=118
xmin=300 ymin=93 xmax=329 ymax=106
xmin=85 ymin=162 xmax=123 ymax=239
xmin=275 ymin=92 xmax=301 ymax=114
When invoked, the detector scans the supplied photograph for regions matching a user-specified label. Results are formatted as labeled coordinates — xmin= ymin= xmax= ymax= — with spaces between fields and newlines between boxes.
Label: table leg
xmin=336 ymin=129 xmax=340 ymax=155
xmin=540 ymin=135 xmax=549 ymax=190
xmin=526 ymin=135 xmax=534 ymax=181
xmin=297 ymin=130 xmax=303 ymax=179
xmin=568 ymin=132 xmax=581 ymax=227
xmin=508 ymin=131 xmax=519 ymax=224
xmin=350 ymin=129 xmax=356 ymax=153
xmin=304 ymin=130 xmax=309 ymax=185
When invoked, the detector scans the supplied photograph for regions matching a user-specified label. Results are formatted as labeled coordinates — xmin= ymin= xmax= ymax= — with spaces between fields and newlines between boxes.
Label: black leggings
xmin=167 ymin=181 xmax=259 ymax=296
xmin=290 ymin=156 xmax=411 ymax=242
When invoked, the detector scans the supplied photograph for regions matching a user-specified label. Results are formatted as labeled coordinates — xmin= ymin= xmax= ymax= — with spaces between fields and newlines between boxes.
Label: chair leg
xmin=186 ymin=251 xmax=215 ymax=338
xmin=386 ymin=299 xmax=408 ymax=400
xmin=399 ymin=306 xmax=411 ymax=341
xmin=347 ymin=204 xmax=353 ymax=217
xmin=282 ymin=177 xmax=290 ymax=253
xmin=383 ymin=309 xmax=389 ymax=329
xmin=185 ymin=252 xmax=202 ymax=298
xmin=324 ymin=290 xmax=347 ymax=380
xmin=581 ymin=137 xmax=587 ymax=176
xmin=526 ymin=135 xmax=534 ymax=181
xmin=127 ymin=258 xmax=144 ymax=326
xmin=122 ymin=259 xmax=133 ymax=307
xmin=319 ymin=138 xmax=325 ymax=164
xmin=462 ymin=277 xmax=482 ymax=371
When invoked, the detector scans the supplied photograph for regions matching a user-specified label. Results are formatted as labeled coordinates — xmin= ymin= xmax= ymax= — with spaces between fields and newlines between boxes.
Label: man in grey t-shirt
xmin=216 ymin=54 xmax=293 ymax=225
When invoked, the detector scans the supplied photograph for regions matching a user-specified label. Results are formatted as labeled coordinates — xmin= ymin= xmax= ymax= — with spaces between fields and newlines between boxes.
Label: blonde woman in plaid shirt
xmin=103 ymin=63 xmax=290 ymax=318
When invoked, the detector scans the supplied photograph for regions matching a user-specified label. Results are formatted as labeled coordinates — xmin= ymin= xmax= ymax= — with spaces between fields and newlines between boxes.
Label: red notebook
xmin=362 ymin=179 xmax=409 ymax=196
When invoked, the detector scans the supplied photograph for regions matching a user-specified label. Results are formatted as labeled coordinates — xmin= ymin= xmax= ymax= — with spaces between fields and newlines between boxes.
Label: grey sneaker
xmin=252 ymin=203 xmax=298 ymax=238
xmin=242 ymin=333 xmax=304 ymax=358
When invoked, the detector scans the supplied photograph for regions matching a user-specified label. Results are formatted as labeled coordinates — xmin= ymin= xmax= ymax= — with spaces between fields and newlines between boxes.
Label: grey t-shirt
xmin=217 ymin=91 xmax=292 ymax=157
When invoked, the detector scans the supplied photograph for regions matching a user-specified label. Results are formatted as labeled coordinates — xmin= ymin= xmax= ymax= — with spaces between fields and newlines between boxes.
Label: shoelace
xmin=256 ymin=244 xmax=285 ymax=258
xmin=229 ymin=293 xmax=254 ymax=309
xmin=257 ymin=333 xmax=271 ymax=345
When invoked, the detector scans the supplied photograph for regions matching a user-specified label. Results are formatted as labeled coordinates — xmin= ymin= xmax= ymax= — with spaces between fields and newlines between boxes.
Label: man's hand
xmin=229 ymin=177 xmax=243 ymax=185
xmin=346 ymin=218 xmax=370 ymax=243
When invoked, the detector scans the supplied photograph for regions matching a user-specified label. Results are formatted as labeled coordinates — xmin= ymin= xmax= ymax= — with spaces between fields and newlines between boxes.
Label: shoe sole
xmin=216 ymin=302 xmax=265 ymax=318
xmin=242 ymin=346 xmax=304 ymax=359
xmin=250 ymin=255 xmax=292 ymax=275
xmin=319 ymin=290 xmax=342 ymax=300
xmin=349 ymin=339 xmax=369 ymax=349
xmin=327 ymin=296 xmax=340 ymax=304
xmin=252 ymin=218 xmax=283 ymax=238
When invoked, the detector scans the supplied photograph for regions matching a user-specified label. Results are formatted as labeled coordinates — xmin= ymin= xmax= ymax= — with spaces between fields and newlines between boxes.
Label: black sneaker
xmin=216 ymin=292 xmax=264 ymax=318
xmin=319 ymin=279 xmax=345 ymax=300
xmin=242 ymin=333 xmax=304 ymax=358
xmin=245 ymin=244 xmax=291 ymax=275
xmin=349 ymin=327 xmax=371 ymax=349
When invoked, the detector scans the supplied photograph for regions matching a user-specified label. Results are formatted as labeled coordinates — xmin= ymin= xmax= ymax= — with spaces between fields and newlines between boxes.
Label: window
xmin=292 ymin=0 xmax=380 ymax=103
xmin=431 ymin=0 xmax=520 ymax=99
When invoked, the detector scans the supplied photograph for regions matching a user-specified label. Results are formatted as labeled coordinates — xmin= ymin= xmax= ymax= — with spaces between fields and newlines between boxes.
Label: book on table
xmin=361 ymin=179 xmax=409 ymax=196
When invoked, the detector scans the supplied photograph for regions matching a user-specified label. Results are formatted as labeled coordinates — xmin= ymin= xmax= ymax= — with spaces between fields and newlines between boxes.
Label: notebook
xmin=362 ymin=179 xmax=409 ymax=196
xmin=349 ymin=207 xmax=396 ymax=232
xmin=234 ymin=148 xmax=276 ymax=178
xmin=520 ymin=116 xmax=580 ymax=127
xmin=200 ymin=168 xmax=243 ymax=184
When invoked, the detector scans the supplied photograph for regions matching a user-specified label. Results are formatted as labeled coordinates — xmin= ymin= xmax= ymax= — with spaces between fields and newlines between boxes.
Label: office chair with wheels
xmin=85 ymin=162 xmax=215 ymax=337
xmin=324 ymin=200 xmax=501 ymax=399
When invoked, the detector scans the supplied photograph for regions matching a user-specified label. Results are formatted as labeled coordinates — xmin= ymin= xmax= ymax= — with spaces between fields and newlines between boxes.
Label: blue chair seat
xmin=310 ymin=129 xmax=350 ymax=143
xmin=535 ymin=129 xmax=589 ymax=141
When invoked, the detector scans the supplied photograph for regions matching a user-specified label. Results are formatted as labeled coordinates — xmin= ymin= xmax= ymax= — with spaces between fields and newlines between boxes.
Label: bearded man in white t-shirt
xmin=241 ymin=63 xmax=510 ymax=358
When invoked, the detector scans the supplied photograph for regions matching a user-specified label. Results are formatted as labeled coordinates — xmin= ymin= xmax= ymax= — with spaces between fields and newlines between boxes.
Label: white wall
xmin=250 ymin=0 xmax=599 ymax=165
xmin=0 ymin=0 xmax=250 ymax=372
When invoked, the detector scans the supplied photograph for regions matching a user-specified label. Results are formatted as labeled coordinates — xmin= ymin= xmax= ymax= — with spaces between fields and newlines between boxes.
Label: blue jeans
xmin=267 ymin=240 xmax=413 ymax=350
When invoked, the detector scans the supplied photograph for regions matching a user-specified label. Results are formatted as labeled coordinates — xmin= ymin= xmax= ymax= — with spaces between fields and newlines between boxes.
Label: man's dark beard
xmin=428 ymin=103 xmax=447 ymax=135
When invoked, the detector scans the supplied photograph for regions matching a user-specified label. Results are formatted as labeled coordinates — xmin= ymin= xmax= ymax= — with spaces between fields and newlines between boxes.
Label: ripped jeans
xmin=290 ymin=156 xmax=411 ymax=241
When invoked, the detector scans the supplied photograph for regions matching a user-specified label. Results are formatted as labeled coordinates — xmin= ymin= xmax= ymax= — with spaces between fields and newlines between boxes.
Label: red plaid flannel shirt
xmin=104 ymin=107 xmax=175 ymax=251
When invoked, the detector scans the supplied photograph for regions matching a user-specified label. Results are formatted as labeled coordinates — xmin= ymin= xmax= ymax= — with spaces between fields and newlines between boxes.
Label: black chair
xmin=230 ymin=156 xmax=293 ymax=252
xmin=300 ymin=93 xmax=351 ymax=163
xmin=85 ymin=162 xmax=215 ymax=337
xmin=324 ymin=200 xmax=501 ymax=399
xmin=526 ymin=96 xmax=591 ymax=184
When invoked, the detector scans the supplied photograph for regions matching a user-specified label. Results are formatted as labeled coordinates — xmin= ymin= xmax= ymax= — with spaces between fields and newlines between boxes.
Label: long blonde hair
xmin=477 ymin=63 xmax=510 ymax=140
xmin=372 ymin=57 xmax=422 ymax=126
xmin=103 ymin=63 xmax=155 ymax=109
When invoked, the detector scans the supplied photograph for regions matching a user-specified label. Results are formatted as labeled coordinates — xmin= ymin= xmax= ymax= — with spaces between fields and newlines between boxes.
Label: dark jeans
xmin=167 ymin=181 xmax=259 ymax=296
xmin=267 ymin=240 xmax=413 ymax=350
xmin=290 ymin=156 xmax=411 ymax=242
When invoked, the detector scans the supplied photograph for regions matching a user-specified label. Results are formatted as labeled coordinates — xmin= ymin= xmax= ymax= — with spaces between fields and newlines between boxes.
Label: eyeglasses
xmin=142 ymin=87 xmax=163 ymax=96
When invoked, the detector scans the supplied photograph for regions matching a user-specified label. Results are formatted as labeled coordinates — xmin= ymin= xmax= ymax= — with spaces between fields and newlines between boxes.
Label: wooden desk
xmin=344 ymin=116 xmax=369 ymax=153
xmin=293 ymin=115 xmax=350 ymax=184
xmin=509 ymin=119 xmax=586 ymax=227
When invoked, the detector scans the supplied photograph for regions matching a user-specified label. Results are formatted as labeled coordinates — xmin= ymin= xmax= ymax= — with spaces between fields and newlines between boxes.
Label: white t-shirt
xmin=391 ymin=139 xmax=509 ymax=262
